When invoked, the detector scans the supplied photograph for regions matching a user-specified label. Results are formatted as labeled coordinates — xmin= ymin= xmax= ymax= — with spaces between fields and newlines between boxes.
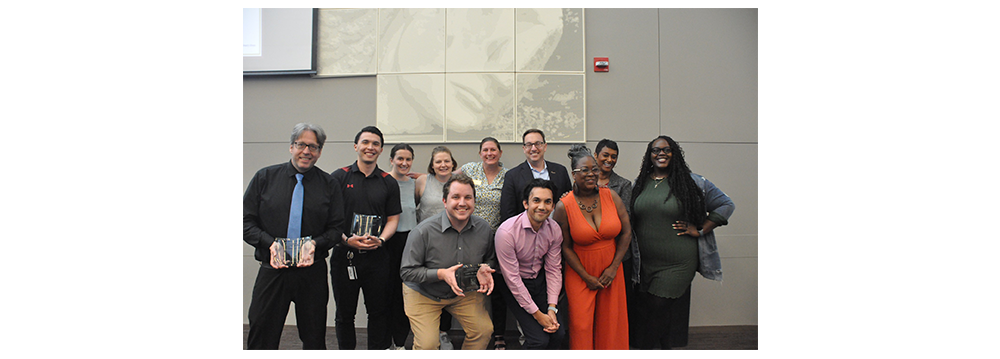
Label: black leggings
xmin=635 ymin=284 xmax=692 ymax=349
xmin=386 ymin=231 xmax=411 ymax=346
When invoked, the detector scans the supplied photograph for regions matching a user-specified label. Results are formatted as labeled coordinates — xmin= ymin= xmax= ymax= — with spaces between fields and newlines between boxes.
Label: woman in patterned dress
xmin=456 ymin=137 xmax=511 ymax=349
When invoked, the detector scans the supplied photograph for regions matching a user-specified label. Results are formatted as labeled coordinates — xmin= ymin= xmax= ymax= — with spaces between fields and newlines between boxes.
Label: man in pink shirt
xmin=494 ymin=179 xmax=566 ymax=349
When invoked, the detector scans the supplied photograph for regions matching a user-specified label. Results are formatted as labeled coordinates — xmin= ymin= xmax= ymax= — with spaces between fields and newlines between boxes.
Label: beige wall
xmin=243 ymin=8 xmax=757 ymax=327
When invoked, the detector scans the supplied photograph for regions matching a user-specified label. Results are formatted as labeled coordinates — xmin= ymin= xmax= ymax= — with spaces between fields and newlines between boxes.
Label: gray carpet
xmin=242 ymin=325 xmax=757 ymax=350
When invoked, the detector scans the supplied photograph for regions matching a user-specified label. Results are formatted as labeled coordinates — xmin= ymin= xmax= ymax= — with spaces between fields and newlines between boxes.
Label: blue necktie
xmin=287 ymin=173 xmax=304 ymax=239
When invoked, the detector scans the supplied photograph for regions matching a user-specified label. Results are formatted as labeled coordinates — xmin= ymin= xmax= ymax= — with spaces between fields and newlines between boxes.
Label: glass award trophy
xmin=351 ymin=213 xmax=383 ymax=238
xmin=275 ymin=236 xmax=311 ymax=267
xmin=455 ymin=264 xmax=481 ymax=292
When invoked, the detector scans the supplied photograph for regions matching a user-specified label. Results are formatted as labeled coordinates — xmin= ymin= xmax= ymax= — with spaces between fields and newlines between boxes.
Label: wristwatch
xmin=378 ymin=237 xmax=386 ymax=245
xmin=547 ymin=306 xmax=559 ymax=314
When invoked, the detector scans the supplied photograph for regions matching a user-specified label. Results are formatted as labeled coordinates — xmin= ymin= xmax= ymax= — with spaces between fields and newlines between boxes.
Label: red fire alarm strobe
xmin=594 ymin=57 xmax=609 ymax=72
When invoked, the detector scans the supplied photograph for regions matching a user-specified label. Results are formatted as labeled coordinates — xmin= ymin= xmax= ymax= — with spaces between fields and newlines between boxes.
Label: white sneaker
xmin=439 ymin=331 xmax=454 ymax=350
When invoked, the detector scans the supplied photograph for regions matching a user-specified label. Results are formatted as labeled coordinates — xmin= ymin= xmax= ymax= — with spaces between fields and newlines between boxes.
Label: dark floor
xmin=242 ymin=324 xmax=757 ymax=350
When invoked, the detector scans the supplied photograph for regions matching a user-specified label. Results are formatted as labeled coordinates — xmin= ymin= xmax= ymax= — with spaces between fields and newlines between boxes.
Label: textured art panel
xmin=446 ymin=8 xmax=515 ymax=72
xmin=516 ymin=74 xmax=585 ymax=142
xmin=316 ymin=9 xmax=378 ymax=76
xmin=377 ymin=74 xmax=445 ymax=142
xmin=445 ymin=73 xmax=516 ymax=142
xmin=378 ymin=8 xmax=446 ymax=74
xmin=313 ymin=8 xmax=585 ymax=143
xmin=515 ymin=8 xmax=584 ymax=72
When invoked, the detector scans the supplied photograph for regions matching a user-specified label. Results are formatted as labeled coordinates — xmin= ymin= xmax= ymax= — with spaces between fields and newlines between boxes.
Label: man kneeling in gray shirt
xmin=400 ymin=174 xmax=497 ymax=350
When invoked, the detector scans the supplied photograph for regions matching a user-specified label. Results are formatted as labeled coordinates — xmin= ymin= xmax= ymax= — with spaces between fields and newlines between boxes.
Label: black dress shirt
xmin=243 ymin=161 xmax=345 ymax=265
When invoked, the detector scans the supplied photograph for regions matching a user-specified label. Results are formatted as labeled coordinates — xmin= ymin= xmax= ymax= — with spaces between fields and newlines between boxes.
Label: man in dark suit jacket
xmin=499 ymin=129 xmax=573 ymax=222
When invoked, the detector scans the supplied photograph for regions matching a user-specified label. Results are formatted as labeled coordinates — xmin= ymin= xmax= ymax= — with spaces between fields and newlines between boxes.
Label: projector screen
xmin=243 ymin=8 xmax=315 ymax=74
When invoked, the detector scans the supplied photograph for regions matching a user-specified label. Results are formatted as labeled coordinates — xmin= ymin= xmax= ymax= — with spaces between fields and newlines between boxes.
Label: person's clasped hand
xmin=583 ymin=273 xmax=606 ymax=291
xmin=533 ymin=309 xmax=560 ymax=333
xmin=345 ymin=234 xmax=379 ymax=250
xmin=598 ymin=266 xmax=617 ymax=288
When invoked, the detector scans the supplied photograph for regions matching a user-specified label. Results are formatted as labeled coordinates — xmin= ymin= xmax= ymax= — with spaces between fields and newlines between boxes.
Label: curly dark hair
xmin=566 ymin=144 xmax=594 ymax=171
xmin=630 ymin=135 xmax=707 ymax=228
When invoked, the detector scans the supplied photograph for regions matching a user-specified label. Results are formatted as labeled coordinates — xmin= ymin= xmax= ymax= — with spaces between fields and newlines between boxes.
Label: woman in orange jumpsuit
xmin=553 ymin=145 xmax=632 ymax=350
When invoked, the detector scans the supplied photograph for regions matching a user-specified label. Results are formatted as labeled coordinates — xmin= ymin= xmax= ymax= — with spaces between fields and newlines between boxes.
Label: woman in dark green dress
xmin=629 ymin=135 xmax=735 ymax=349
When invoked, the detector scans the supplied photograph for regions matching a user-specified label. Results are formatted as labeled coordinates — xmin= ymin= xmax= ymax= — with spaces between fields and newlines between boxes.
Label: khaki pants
xmin=402 ymin=285 xmax=493 ymax=350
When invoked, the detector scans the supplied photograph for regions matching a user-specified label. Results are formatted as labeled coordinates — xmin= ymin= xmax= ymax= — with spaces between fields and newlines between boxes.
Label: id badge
xmin=347 ymin=266 xmax=357 ymax=280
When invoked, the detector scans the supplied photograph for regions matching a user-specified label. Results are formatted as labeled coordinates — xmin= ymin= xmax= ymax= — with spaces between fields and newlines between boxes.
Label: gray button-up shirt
xmin=400 ymin=210 xmax=497 ymax=300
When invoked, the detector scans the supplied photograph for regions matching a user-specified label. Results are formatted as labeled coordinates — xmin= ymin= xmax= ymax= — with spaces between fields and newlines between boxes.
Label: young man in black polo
xmin=329 ymin=126 xmax=401 ymax=350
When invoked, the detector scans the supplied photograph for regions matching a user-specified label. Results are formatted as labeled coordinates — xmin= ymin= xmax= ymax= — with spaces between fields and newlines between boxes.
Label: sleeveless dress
xmin=395 ymin=178 xmax=417 ymax=232
xmin=416 ymin=175 xmax=447 ymax=223
xmin=561 ymin=187 xmax=629 ymax=350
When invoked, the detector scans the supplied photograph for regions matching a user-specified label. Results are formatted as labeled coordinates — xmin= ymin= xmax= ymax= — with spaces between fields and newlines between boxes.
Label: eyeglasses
xmin=523 ymin=141 xmax=546 ymax=148
xmin=573 ymin=167 xmax=600 ymax=174
xmin=293 ymin=142 xmax=321 ymax=152
xmin=650 ymin=147 xmax=672 ymax=155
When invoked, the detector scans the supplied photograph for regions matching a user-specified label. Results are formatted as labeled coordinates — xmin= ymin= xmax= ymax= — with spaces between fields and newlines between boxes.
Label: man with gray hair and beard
xmin=244 ymin=123 xmax=345 ymax=349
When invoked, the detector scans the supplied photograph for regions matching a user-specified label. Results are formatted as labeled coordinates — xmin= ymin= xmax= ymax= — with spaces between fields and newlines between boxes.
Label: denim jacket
xmin=630 ymin=173 xmax=735 ymax=282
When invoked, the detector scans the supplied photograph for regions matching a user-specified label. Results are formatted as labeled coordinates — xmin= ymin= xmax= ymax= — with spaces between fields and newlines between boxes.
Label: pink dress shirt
xmin=494 ymin=211 xmax=563 ymax=314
